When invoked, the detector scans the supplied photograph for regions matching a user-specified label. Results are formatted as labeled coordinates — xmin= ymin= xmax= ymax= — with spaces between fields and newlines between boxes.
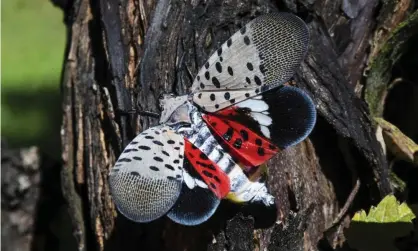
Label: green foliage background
xmin=1 ymin=0 xmax=65 ymax=158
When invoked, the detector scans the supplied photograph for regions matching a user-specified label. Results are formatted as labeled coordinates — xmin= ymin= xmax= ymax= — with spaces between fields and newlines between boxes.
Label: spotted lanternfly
xmin=109 ymin=13 xmax=316 ymax=226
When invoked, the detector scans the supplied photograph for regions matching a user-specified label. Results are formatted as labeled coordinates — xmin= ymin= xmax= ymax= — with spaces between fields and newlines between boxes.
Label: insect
xmin=109 ymin=12 xmax=316 ymax=226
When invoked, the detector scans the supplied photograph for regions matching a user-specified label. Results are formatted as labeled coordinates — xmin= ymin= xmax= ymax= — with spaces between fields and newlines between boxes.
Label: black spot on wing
xmin=118 ymin=158 xmax=132 ymax=162
xmin=199 ymin=153 xmax=208 ymax=160
xmin=212 ymin=77 xmax=221 ymax=88
xmin=255 ymin=138 xmax=262 ymax=146
xmin=210 ymin=94 xmax=216 ymax=101
xmin=130 ymin=171 xmax=139 ymax=176
xmin=233 ymin=138 xmax=242 ymax=149
xmin=196 ymin=161 xmax=216 ymax=170
xmin=123 ymin=148 xmax=138 ymax=153
xmin=165 ymin=164 xmax=175 ymax=170
xmin=257 ymin=147 xmax=265 ymax=156
xmin=217 ymin=47 xmax=222 ymax=56
xmin=153 ymin=140 xmax=164 ymax=146
xmin=215 ymin=62 xmax=222 ymax=73
xmin=133 ymin=156 xmax=142 ymax=161
xmin=149 ymin=166 xmax=159 ymax=171
xmin=202 ymin=170 xmax=213 ymax=178
xmin=154 ymin=156 xmax=164 ymax=162
xmin=223 ymin=127 xmax=233 ymax=141
xmin=162 ymin=151 xmax=170 ymax=156
xmin=254 ymin=75 xmax=262 ymax=86
xmin=244 ymin=36 xmax=250 ymax=45
xmin=227 ymin=66 xmax=233 ymax=76
xmin=240 ymin=130 xmax=249 ymax=141
xmin=138 ymin=145 xmax=151 ymax=150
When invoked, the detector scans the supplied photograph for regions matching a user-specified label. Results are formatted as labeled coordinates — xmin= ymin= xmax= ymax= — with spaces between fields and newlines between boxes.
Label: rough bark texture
xmin=1 ymin=141 xmax=75 ymax=251
xmin=1 ymin=143 xmax=42 ymax=251
xmin=57 ymin=0 xmax=415 ymax=250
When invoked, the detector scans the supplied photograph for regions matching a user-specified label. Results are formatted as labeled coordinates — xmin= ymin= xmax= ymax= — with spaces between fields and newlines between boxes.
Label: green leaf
xmin=345 ymin=195 xmax=416 ymax=251
xmin=352 ymin=195 xmax=415 ymax=223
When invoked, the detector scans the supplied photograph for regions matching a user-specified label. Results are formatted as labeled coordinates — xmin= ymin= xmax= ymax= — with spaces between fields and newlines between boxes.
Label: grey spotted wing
xmin=191 ymin=12 xmax=309 ymax=112
xmin=109 ymin=125 xmax=185 ymax=223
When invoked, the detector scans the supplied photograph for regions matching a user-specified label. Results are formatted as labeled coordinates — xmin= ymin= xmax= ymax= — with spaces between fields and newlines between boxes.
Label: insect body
xmin=109 ymin=12 xmax=317 ymax=226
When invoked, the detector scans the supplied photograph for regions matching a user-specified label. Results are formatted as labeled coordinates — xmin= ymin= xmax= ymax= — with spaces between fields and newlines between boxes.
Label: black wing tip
xmin=278 ymin=85 xmax=317 ymax=148
xmin=263 ymin=85 xmax=316 ymax=149
xmin=167 ymin=185 xmax=221 ymax=226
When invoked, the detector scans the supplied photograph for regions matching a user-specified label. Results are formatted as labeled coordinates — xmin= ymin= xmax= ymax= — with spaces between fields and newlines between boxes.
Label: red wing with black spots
xmin=203 ymin=113 xmax=279 ymax=168
xmin=184 ymin=139 xmax=230 ymax=198
xmin=203 ymin=85 xmax=316 ymax=169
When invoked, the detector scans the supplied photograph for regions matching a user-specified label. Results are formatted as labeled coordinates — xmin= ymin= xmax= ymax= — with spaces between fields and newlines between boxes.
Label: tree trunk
xmin=59 ymin=0 xmax=414 ymax=250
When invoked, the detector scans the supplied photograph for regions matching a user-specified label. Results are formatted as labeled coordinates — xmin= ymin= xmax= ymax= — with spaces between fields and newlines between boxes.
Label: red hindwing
xmin=203 ymin=107 xmax=279 ymax=169
xmin=184 ymin=139 xmax=230 ymax=198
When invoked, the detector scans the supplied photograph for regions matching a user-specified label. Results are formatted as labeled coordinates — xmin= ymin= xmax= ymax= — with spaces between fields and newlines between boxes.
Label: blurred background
xmin=2 ymin=0 xmax=65 ymax=159
xmin=1 ymin=1 xmax=75 ymax=251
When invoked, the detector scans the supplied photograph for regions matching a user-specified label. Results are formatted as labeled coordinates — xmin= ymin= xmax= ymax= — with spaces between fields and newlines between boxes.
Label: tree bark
xmin=59 ymin=0 xmax=415 ymax=250
xmin=1 ymin=141 xmax=73 ymax=251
